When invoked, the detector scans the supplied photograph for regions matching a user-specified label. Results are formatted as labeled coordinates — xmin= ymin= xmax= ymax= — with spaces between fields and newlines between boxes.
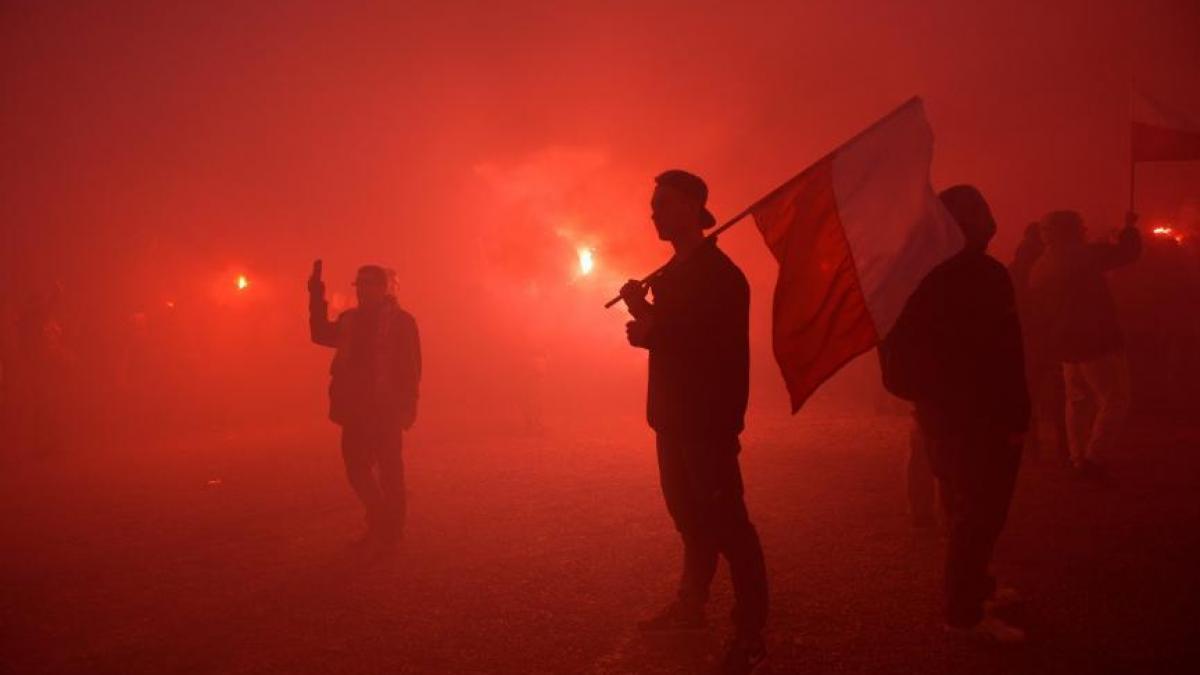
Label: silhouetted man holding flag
xmin=620 ymin=170 xmax=768 ymax=675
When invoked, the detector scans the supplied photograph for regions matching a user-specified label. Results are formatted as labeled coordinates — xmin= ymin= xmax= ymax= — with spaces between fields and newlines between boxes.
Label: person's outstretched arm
xmin=1095 ymin=212 xmax=1143 ymax=271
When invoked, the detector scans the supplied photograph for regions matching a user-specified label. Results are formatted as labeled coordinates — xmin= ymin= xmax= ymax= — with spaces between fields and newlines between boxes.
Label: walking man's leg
xmin=1029 ymin=365 xmax=1064 ymax=461
xmin=940 ymin=460 xmax=982 ymax=628
xmin=341 ymin=424 xmax=384 ymax=537
xmin=706 ymin=438 xmax=768 ymax=672
xmin=640 ymin=434 xmax=715 ymax=630
xmin=907 ymin=419 xmax=938 ymax=527
xmin=939 ymin=432 xmax=1024 ymax=642
xmin=710 ymin=452 xmax=768 ymax=641
xmin=1063 ymin=362 xmax=1097 ymax=469
xmin=376 ymin=426 xmax=406 ymax=545
xmin=1081 ymin=352 xmax=1131 ymax=467
xmin=678 ymin=529 xmax=720 ymax=611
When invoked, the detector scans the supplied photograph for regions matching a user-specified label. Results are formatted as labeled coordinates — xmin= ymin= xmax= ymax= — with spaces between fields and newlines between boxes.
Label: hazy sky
xmin=3 ymin=1 xmax=1197 ymax=422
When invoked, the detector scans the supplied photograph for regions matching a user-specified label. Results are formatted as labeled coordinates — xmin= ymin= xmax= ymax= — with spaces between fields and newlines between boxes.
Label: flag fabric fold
xmin=1132 ymin=88 xmax=1200 ymax=163
xmin=751 ymin=98 xmax=963 ymax=412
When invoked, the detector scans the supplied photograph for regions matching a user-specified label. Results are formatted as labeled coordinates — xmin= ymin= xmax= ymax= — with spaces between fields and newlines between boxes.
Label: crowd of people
xmin=906 ymin=203 xmax=1200 ymax=529
xmin=304 ymin=167 xmax=1198 ymax=675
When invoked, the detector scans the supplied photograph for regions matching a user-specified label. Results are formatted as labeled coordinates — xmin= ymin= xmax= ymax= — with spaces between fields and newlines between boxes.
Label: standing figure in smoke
xmin=620 ymin=170 xmax=768 ymax=675
xmin=1027 ymin=210 xmax=1140 ymax=478
xmin=880 ymin=185 xmax=1030 ymax=644
xmin=309 ymin=261 xmax=421 ymax=552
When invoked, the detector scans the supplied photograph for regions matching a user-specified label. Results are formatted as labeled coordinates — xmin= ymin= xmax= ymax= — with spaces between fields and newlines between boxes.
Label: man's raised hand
xmin=308 ymin=259 xmax=325 ymax=297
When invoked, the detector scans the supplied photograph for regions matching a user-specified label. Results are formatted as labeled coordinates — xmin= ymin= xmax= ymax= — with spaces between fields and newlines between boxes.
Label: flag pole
xmin=1129 ymin=157 xmax=1136 ymax=212
xmin=1129 ymin=78 xmax=1137 ymax=212
xmin=604 ymin=96 xmax=923 ymax=309
xmin=601 ymin=207 xmax=754 ymax=308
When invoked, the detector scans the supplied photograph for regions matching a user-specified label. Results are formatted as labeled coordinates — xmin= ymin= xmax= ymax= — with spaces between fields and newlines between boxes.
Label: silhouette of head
xmin=1040 ymin=210 xmax=1085 ymax=248
xmin=652 ymin=170 xmax=717 ymax=242
xmin=939 ymin=185 xmax=996 ymax=253
xmin=354 ymin=265 xmax=390 ymax=309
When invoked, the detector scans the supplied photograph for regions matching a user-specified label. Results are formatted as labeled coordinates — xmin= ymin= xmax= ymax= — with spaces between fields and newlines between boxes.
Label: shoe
xmin=347 ymin=527 xmax=401 ymax=553
xmin=379 ymin=527 xmax=406 ymax=553
xmin=984 ymin=586 xmax=1022 ymax=613
xmin=944 ymin=616 xmax=1026 ymax=645
xmin=637 ymin=600 xmax=706 ymax=632
xmin=347 ymin=530 xmax=379 ymax=549
xmin=719 ymin=635 xmax=766 ymax=674
xmin=1072 ymin=459 xmax=1108 ymax=480
xmin=911 ymin=512 xmax=937 ymax=530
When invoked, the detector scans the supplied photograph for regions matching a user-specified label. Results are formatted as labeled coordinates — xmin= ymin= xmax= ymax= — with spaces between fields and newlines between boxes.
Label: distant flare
xmin=1152 ymin=225 xmax=1184 ymax=244
xmin=236 ymin=274 xmax=249 ymax=290
xmin=578 ymin=247 xmax=595 ymax=276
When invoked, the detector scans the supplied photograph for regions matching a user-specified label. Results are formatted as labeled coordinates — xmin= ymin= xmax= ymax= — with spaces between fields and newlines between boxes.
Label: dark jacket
xmin=880 ymin=250 xmax=1030 ymax=437
xmin=1027 ymin=226 xmax=1141 ymax=363
xmin=310 ymin=297 xmax=421 ymax=429
xmin=643 ymin=240 xmax=749 ymax=439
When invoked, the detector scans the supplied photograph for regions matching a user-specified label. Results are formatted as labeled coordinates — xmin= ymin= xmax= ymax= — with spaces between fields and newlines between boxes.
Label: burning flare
xmin=577 ymin=247 xmax=595 ymax=275
xmin=1152 ymin=225 xmax=1184 ymax=244
xmin=236 ymin=274 xmax=249 ymax=290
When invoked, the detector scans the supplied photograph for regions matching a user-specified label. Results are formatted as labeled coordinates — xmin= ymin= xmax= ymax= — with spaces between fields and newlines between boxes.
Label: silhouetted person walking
xmin=1028 ymin=210 xmax=1140 ymax=478
xmin=620 ymin=170 xmax=768 ymax=674
xmin=880 ymin=185 xmax=1030 ymax=644
xmin=309 ymin=261 xmax=421 ymax=552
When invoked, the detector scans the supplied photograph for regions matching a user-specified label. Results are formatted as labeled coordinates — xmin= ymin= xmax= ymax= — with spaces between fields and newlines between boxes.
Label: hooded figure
xmin=881 ymin=185 xmax=1030 ymax=644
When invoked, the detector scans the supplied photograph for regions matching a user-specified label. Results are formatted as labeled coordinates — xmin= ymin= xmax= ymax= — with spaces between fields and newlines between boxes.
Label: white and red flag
xmin=751 ymin=97 xmax=962 ymax=412
xmin=1132 ymin=88 xmax=1200 ymax=163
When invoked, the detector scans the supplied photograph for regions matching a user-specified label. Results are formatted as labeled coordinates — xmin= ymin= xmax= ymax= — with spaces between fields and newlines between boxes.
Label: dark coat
xmin=642 ymin=240 xmax=750 ymax=439
xmin=880 ymin=250 xmax=1030 ymax=437
xmin=1027 ymin=226 xmax=1141 ymax=363
xmin=310 ymin=297 xmax=421 ymax=429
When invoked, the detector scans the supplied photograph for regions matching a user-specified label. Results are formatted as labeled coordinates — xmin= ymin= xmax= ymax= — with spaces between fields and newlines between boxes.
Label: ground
xmin=3 ymin=412 xmax=1200 ymax=674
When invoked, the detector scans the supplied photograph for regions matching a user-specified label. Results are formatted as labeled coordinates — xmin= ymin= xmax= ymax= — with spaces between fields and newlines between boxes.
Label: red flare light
xmin=577 ymin=247 xmax=595 ymax=276
xmin=1152 ymin=225 xmax=1184 ymax=244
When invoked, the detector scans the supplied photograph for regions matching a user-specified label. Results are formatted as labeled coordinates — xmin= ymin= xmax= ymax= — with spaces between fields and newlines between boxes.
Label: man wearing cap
xmin=309 ymin=261 xmax=421 ymax=552
xmin=620 ymin=170 xmax=768 ymax=674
